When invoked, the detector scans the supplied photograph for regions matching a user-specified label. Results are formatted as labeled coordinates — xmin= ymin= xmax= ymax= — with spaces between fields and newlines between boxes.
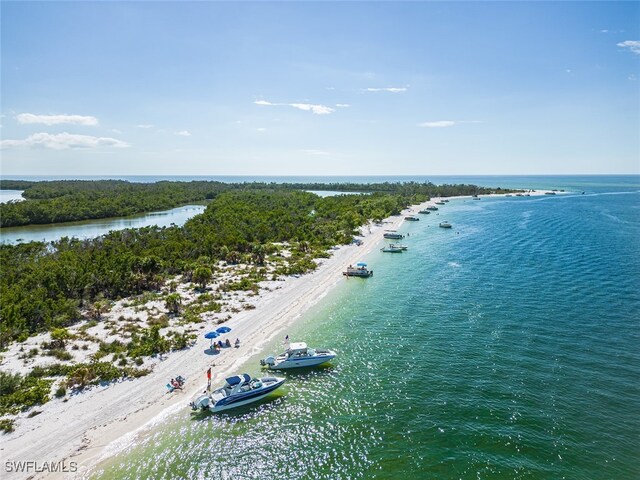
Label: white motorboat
xmin=381 ymin=245 xmax=404 ymax=253
xmin=260 ymin=342 xmax=336 ymax=370
xmin=389 ymin=243 xmax=408 ymax=250
xmin=190 ymin=373 xmax=285 ymax=412
xmin=343 ymin=262 xmax=373 ymax=277
xmin=439 ymin=221 xmax=453 ymax=229
xmin=383 ymin=232 xmax=405 ymax=239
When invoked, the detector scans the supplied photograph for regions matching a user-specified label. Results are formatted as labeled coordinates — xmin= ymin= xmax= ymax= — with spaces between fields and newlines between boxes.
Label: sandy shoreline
xmin=1 ymin=191 xmax=555 ymax=479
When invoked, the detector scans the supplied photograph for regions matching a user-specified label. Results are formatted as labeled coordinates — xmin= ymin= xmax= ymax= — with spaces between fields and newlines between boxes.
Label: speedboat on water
xmin=381 ymin=245 xmax=404 ymax=253
xmin=261 ymin=342 xmax=336 ymax=370
xmin=190 ymin=373 xmax=285 ymax=412
xmin=383 ymin=232 xmax=404 ymax=239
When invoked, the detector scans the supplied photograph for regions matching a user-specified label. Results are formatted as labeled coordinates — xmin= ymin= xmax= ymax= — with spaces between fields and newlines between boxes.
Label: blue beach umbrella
xmin=216 ymin=326 xmax=232 ymax=334
xmin=204 ymin=331 xmax=219 ymax=348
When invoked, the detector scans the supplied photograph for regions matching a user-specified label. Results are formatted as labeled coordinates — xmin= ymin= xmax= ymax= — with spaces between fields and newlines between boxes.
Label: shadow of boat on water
xmin=189 ymin=391 xmax=287 ymax=422
xmin=264 ymin=363 xmax=337 ymax=380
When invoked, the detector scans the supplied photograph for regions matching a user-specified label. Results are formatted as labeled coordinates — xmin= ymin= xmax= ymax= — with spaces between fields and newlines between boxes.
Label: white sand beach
xmin=1 ymin=192 xmax=554 ymax=479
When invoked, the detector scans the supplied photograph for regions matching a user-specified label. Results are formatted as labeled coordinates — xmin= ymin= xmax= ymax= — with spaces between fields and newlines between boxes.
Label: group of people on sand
xmin=212 ymin=338 xmax=240 ymax=352
xmin=169 ymin=375 xmax=185 ymax=391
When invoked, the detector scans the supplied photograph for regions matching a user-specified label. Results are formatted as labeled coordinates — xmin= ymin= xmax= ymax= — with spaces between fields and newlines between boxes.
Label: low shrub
xmin=0 ymin=418 xmax=15 ymax=434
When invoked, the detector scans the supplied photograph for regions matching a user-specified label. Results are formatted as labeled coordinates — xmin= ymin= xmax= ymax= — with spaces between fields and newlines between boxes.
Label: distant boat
xmin=343 ymin=263 xmax=373 ymax=277
xmin=405 ymin=216 xmax=419 ymax=221
xmin=426 ymin=206 xmax=438 ymax=211
xmin=545 ymin=192 xmax=556 ymax=195
xmin=439 ymin=222 xmax=453 ymax=229
xmin=261 ymin=342 xmax=336 ymax=370
xmin=383 ymin=232 xmax=405 ymax=239
xmin=389 ymin=243 xmax=408 ymax=250
xmin=443 ymin=199 xmax=450 ymax=203
xmin=418 ymin=209 xmax=432 ymax=214
xmin=190 ymin=374 xmax=285 ymax=413
xmin=435 ymin=201 xmax=445 ymax=205
xmin=381 ymin=245 xmax=404 ymax=253
xmin=472 ymin=196 xmax=481 ymax=200
xmin=505 ymin=194 xmax=513 ymax=197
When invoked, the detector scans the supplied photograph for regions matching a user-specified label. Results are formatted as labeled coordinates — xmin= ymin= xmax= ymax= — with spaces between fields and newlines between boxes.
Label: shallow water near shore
xmin=94 ymin=177 xmax=639 ymax=479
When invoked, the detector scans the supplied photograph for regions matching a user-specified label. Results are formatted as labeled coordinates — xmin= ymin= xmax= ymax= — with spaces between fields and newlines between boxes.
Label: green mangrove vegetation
xmin=0 ymin=179 xmax=513 ymax=227
xmin=1 ymin=188 xmax=419 ymax=346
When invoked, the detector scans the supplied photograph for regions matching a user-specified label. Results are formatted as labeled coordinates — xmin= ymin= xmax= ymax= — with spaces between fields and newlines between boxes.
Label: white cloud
xmin=16 ymin=113 xmax=98 ymax=126
xmin=335 ymin=103 xmax=351 ymax=108
xmin=1 ymin=132 xmax=130 ymax=150
xmin=289 ymin=103 xmax=335 ymax=115
xmin=257 ymin=127 xmax=267 ymax=132
xmin=254 ymin=99 xmax=335 ymax=115
xmin=175 ymin=130 xmax=191 ymax=136
xmin=419 ymin=121 xmax=456 ymax=128
xmin=135 ymin=124 xmax=154 ymax=129
xmin=365 ymin=87 xmax=408 ymax=93
xmin=617 ymin=40 xmax=640 ymax=55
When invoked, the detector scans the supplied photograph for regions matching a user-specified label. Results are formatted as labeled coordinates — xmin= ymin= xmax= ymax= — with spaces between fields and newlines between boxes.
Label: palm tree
xmin=165 ymin=293 xmax=182 ymax=315
xmin=192 ymin=266 xmax=212 ymax=290
xmin=251 ymin=243 xmax=266 ymax=265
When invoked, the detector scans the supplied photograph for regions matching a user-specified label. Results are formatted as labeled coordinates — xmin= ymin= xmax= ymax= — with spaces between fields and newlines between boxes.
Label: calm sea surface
xmin=90 ymin=176 xmax=639 ymax=479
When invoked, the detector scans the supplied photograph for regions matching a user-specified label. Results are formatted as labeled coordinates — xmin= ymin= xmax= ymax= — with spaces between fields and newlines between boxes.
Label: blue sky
xmin=1 ymin=1 xmax=638 ymax=176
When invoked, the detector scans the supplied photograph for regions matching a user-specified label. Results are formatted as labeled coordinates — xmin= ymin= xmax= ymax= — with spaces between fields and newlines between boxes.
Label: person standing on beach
xmin=207 ymin=367 xmax=212 ymax=391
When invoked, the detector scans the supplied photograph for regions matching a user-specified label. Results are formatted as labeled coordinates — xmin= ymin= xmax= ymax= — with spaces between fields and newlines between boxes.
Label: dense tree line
xmin=0 ymin=180 xmax=518 ymax=227
xmin=0 ymin=181 xmax=226 ymax=227
xmin=0 ymin=189 xmax=419 ymax=346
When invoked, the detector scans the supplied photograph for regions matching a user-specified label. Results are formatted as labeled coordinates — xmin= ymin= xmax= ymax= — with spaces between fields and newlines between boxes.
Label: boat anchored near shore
xmin=381 ymin=245 xmax=404 ymax=253
xmin=261 ymin=342 xmax=336 ymax=370
xmin=383 ymin=232 xmax=405 ymax=239
xmin=343 ymin=262 xmax=373 ymax=277
xmin=190 ymin=374 xmax=285 ymax=413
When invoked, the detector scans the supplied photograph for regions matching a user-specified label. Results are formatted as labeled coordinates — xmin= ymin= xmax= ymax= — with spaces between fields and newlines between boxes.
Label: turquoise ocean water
xmin=80 ymin=176 xmax=637 ymax=478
